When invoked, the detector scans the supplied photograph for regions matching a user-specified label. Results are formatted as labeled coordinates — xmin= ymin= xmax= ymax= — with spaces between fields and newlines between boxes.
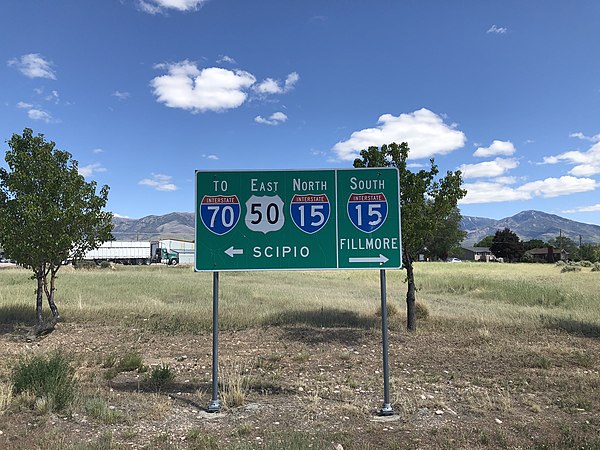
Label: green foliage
xmin=144 ymin=364 xmax=176 ymax=392
xmin=353 ymin=142 xmax=466 ymax=263
xmin=561 ymin=265 xmax=582 ymax=273
xmin=0 ymin=128 xmax=113 ymax=324
xmin=117 ymin=352 xmax=145 ymax=372
xmin=490 ymin=228 xmax=525 ymax=262
xmin=475 ymin=235 xmax=495 ymax=248
xmin=11 ymin=352 xmax=76 ymax=412
xmin=83 ymin=397 xmax=125 ymax=424
xmin=548 ymin=236 xmax=578 ymax=254
xmin=523 ymin=239 xmax=547 ymax=251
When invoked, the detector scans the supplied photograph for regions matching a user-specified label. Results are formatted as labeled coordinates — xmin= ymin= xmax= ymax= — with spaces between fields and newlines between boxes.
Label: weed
xmin=0 ymin=381 xmax=12 ymax=415
xmin=11 ymin=351 xmax=76 ymax=412
xmin=117 ymin=352 xmax=145 ymax=372
xmin=144 ymin=364 xmax=176 ymax=392
xmin=83 ymin=396 xmax=125 ymax=424
xmin=415 ymin=301 xmax=430 ymax=320
xmin=221 ymin=364 xmax=247 ymax=408
xmin=236 ymin=422 xmax=253 ymax=436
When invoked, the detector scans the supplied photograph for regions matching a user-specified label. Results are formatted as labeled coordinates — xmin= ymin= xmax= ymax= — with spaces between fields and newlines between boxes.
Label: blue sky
xmin=2 ymin=0 xmax=600 ymax=225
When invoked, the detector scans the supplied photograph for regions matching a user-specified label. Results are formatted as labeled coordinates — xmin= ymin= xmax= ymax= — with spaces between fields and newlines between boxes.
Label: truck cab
xmin=151 ymin=242 xmax=179 ymax=265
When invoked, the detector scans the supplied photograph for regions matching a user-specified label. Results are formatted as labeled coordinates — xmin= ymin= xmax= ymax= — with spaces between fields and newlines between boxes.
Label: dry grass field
xmin=0 ymin=262 xmax=599 ymax=449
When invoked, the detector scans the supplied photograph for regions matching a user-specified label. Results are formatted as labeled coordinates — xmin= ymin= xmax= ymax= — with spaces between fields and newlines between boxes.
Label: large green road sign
xmin=195 ymin=168 xmax=401 ymax=271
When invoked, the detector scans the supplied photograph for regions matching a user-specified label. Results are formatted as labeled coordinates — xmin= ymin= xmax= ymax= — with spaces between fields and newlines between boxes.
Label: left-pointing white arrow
xmin=348 ymin=254 xmax=389 ymax=265
xmin=225 ymin=246 xmax=244 ymax=258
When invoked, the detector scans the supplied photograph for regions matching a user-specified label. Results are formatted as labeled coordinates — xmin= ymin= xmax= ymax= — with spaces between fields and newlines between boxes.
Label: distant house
xmin=459 ymin=246 xmax=495 ymax=262
xmin=525 ymin=246 xmax=569 ymax=263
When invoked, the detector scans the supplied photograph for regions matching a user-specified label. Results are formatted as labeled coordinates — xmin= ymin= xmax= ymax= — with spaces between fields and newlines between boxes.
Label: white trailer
xmin=83 ymin=241 xmax=153 ymax=265
xmin=80 ymin=241 xmax=180 ymax=265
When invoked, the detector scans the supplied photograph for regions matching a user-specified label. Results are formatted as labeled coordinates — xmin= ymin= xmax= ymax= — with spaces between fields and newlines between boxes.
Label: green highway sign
xmin=195 ymin=168 xmax=402 ymax=271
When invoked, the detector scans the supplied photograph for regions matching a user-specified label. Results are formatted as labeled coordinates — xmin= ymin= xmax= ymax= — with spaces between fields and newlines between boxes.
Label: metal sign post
xmin=378 ymin=269 xmax=394 ymax=416
xmin=207 ymin=272 xmax=221 ymax=413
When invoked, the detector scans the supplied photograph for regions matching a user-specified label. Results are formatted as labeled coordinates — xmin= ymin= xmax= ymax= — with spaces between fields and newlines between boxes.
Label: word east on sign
xmin=195 ymin=169 xmax=402 ymax=272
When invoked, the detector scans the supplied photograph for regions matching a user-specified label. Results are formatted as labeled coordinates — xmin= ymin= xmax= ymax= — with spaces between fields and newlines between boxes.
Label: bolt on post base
xmin=207 ymin=400 xmax=221 ymax=413
xmin=378 ymin=404 xmax=395 ymax=417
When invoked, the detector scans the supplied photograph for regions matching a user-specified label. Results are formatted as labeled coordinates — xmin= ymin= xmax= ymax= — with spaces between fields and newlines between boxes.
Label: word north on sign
xmin=195 ymin=169 xmax=401 ymax=271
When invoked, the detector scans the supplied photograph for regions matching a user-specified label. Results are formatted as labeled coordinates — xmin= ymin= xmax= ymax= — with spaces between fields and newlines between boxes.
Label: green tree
xmin=426 ymin=207 xmax=467 ymax=260
xmin=548 ymin=236 xmax=578 ymax=255
xmin=573 ymin=243 xmax=597 ymax=262
xmin=489 ymin=228 xmax=525 ymax=262
xmin=354 ymin=142 xmax=466 ymax=331
xmin=475 ymin=235 xmax=494 ymax=248
xmin=0 ymin=129 xmax=113 ymax=331
xmin=523 ymin=239 xmax=547 ymax=251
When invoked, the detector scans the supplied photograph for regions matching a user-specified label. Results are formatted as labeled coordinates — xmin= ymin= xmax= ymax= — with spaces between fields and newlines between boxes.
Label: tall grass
xmin=1 ymin=262 xmax=599 ymax=334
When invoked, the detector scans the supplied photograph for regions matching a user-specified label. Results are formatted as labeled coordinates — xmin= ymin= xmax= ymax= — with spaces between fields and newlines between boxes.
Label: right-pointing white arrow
xmin=224 ymin=246 xmax=244 ymax=258
xmin=348 ymin=254 xmax=389 ymax=264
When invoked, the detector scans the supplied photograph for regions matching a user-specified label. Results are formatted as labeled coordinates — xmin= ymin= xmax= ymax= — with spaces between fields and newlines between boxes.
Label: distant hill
xmin=461 ymin=210 xmax=600 ymax=245
xmin=110 ymin=209 xmax=600 ymax=245
xmin=112 ymin=212 xmax=194 ymax=241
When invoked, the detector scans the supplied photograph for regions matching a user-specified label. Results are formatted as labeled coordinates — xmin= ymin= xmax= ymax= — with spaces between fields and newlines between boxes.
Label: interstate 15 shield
xmin=200 ymin=195 xmax=241 ymax=235
xmin=347 ymin=193 xmax=388 ymax=233
xmin=290 ymin=194 xmax=330 ymax=234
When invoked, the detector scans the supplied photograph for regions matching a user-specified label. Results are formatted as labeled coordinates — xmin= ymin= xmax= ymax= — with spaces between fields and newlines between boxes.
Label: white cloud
xmin=139 ymin=174 xmax=178 ymax=191
xmin=17 ymin=101 xmax=55 ymax=122
xmin=519 ymin=176 xmax=598 ymax=198
xmin=563 ymin=204 xmax=600 ymax=214
xmin=331 ymin=108 xmax=466 ymax=161
xmin=542 ymin=141 xmax=600 ymax=176
xmin=255 ymin=111 xmax=288 ymax=126
xmin=202 ymin=154 xmax=219 ymax=160
xmin=461 ymin=176 xmax=599 ymax=204
xmin=27 ymin=108 xmax=54 ymax=122
xmin=138 ymin=0 xmax=207 ymax=14
xmin=112 ymin=90 xmax=131 ymax=100
xmin=569 ymin=131 xmax=600 ymax=143
xmin=45 ymin=90 xmax=60 ymax=103
xmin=217 ymin=55 xmax=236 ymax=65
xmin=473 ymin=140 xmax=516 ymax=157
xmin=78 ymin=163 xmax=107 ymax=178
xmin=458 ymin=157 xmax=518 ymax=179
xmin=460 ymin=181 xmax=531 ymax=204
xmin=151 ymin=61 xmax=256 ymax=112
xmin=113 ymin=213 xmax=131 ymax=219
xmin=487 ymin=24 xmax=508 ymax=34
xmin=8 ymin=53 xmax=56 ymax=79
xmin=254 ymin=72 xmax=299 ymax=94
xmin=92 ymin=148 xmax=104 ymax=154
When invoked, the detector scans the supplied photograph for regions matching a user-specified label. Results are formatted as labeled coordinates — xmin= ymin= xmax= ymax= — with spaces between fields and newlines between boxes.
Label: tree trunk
xmin=405 ymin=254 xmax=416 ymax=332
xmin=36 ymin=271 xmax=44 ymax=325
xmin=47 ymin=265 xmax=60 ymax=318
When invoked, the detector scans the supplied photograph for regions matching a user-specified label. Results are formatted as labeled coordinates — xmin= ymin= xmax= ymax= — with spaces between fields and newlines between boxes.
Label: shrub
xmin=0 ymin=381 xmax=13 ymax=415
xmin=11 ymin=352 xmax=76 ymax=412
xmin=99 ymin=261 xmax=112 ymax=269
xmin=73 ymin=260 xmax=96 ymax=270
xmin=117 ymin=352 xmax=145 ymax=372
xmin=555 ymin=260 xmax=566 ymax=267
xmin=83 ymin=397 xmax=125 ymax=424
xmin=415 ymin=301 xmax=430 ymax=320
xmin=579 ymin=260 xmax=593 ymax=268
xmin=561 ymin=265 xmax=582 ymax=273
xmin=144 ymin=364 xmax=176 ymax=392
xmin=591 ymin=263 xmax=600 ymax=272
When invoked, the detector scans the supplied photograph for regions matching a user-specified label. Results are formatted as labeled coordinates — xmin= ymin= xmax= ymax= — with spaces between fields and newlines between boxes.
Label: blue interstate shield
xmin=200 ymin=195 xmax=241 ymax=235
xmin=290 ymin=194 xmax=330 ymax=234
xmin=347 ymin=193 xmax=388 ymax=233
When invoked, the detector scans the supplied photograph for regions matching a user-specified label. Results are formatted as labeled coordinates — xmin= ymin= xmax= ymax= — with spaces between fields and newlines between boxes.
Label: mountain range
xmin=111 ymin=210 xmax=600 ymax=245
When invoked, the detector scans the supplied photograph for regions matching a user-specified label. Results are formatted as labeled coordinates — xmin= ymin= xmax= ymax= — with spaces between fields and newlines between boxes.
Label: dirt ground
xmin=0 ymin=320 xmax=599 ymax=449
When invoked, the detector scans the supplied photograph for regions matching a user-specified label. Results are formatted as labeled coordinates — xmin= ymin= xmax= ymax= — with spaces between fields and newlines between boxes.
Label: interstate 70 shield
xmin=200 ymin=195 xmax=241 ymax=235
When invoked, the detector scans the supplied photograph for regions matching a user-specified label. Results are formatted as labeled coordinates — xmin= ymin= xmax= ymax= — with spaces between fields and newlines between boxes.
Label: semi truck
xmin=80 ymin=241 xmax=179 ymax=265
